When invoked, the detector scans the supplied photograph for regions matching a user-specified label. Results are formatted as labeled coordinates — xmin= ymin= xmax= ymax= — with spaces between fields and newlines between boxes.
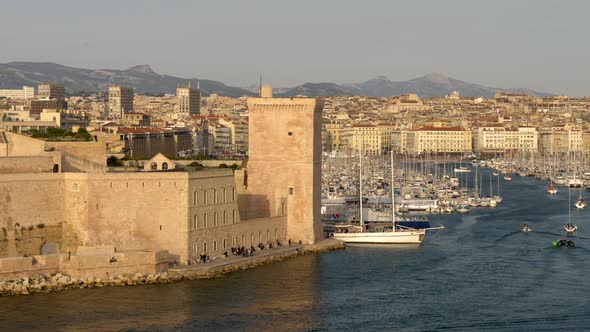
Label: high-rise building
xmin=0 ymin=86 xmax=35 ymax=100
xmin=246 ymin=85 xmax=323 ymax=244
xmin=38 ymin=83 xmax=65 ymax=100
xmin=108 ymin=86 xmax=134 ymax=117
xmin=176 ymin=83 xmax=200 ymax=116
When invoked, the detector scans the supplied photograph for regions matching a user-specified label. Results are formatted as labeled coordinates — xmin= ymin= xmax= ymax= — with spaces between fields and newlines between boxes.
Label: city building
xmin=38 ymin=83 xmax=65 ymax=100
xmin=539 ymin=125 xmax=584 ymax=154
xmin=474 ymin=126 xmax=538 ymax=154
xmin=176 ymin=84 xmax=201 ymax=116
xmin=219 ymin=118 xmax=248 ymax=154
xmin=0 ymin=86 xmax=35 ymax=100
xmin=405 ymin=126 xmax=472 ymax=155
xmin=121 ymin=112 xmax=151 ymax=127
xmin=344 ymin=124 xmax=383 ymax=155
xmin=108 ymin=86 xmax=134 ymax=117
xmin=30 ymin=99 xmax=67 ymax=116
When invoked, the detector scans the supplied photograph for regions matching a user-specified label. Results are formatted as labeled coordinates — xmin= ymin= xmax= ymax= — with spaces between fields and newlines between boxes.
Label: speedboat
xmin=564 ymin=223 xmax=577 ymax=233
xmin=457 ymin=204 xmax=471 ymax=213
xmin=547 ymin=184 xmax=558 ymax=194
xmin=521 ymin=223 xmax=532 ymax=232
xmin=504 ymin=175 xmax=512 ymax=181
xmin=575 ymin=197 xmax=586 ymax=209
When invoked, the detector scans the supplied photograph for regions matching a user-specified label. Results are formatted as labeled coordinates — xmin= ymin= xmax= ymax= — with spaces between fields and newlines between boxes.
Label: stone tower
xmin=246 ymin=87 xmax=323 ymax=244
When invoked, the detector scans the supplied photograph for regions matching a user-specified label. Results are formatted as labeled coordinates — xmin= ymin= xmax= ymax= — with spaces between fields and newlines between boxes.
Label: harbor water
xmin=1 ymin=169 xmax=589 ymax=331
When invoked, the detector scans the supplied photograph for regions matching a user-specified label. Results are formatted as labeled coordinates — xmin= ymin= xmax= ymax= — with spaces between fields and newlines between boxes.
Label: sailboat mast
xmin=359 ymin=138 xmax=364 ymax=232
xmin=390 ymin=151 xmax=395 ymax=229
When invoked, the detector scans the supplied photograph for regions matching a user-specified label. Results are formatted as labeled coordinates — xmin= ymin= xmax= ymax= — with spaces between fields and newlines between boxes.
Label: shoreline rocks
xmin=0 ymin=272 xmax=176 ymax=297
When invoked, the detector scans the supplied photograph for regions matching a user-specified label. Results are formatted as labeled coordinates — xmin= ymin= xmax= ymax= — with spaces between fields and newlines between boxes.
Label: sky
xmin=1 ymin=0 xmax=589 ymax=95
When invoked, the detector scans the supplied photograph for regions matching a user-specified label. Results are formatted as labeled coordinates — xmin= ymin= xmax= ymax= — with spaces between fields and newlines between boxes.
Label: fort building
xmin=245 ymin=86 xmax=323 ymax=244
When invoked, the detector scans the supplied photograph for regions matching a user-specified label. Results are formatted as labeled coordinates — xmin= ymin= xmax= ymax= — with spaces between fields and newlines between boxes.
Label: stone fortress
xmin=0 ymin=88 xmax=323 ymax=280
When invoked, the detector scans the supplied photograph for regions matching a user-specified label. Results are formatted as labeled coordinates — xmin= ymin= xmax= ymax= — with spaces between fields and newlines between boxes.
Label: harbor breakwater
xmin=0 ymin=239 xmax=344 ymax=297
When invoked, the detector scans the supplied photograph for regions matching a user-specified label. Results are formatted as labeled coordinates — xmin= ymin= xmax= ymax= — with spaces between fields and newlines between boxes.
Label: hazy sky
xmin=1 ymin=0 xmax=589 ymax=95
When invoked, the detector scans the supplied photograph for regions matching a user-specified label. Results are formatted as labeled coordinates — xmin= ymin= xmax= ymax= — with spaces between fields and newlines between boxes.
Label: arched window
xmin=203 ymin=190 xmax=208 ymax=204
xmin=150 ymin=162 xmax=157 ymax=171
xmin=193 ymin=214 xmax=198 ymax=230
xmin=213 ymin=189 xmax=218 ymax=204
xmin=232 ymin=187 xmax=236 ymax=201
xmin=223 ymin=211 xmax=227 ymax=225
xmin=213 ymin=212 xmax=218 ymax=226
xmin=193 ymin=191 xmax=197 ymax=206
xmin=223 ymin=188 xmax=227 ymax=202
xmin=204 ymin=213 xmax=208 ymax=228
xmin=232 ymin=209 xmax=237 ymax=224
xmin=162 ymin=162 xmax=169 ymax=170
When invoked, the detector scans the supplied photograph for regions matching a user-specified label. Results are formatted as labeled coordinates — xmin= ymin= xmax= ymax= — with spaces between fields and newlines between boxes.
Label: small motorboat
xmin=504 ymin=175 xmax=512 ymax=181
xmin=547 ymin=184 xmax=557 ymax=194
xmin=575 ymin=197 xmax=586 ymax=209
xmin=457 ymin=204 xmax=471 ymax=214
xmin=521 ymin=223 xmax=533 ymax=232
xmin=564 ymin=223 xmax=577 ymax=233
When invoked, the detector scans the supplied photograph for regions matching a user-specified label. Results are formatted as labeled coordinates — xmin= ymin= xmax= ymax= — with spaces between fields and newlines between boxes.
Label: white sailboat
xmin=334 ymin=151 xmax=443 ymax=244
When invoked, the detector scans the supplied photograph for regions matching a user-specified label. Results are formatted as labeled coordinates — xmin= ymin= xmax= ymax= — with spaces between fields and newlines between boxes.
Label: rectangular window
xmin=203 ymin=242 xmax=207 ymax=253
xmin=213 ymin=241 xmax=217 ymax=251
xmin=289 ymin=187 xmax=294 ymax=195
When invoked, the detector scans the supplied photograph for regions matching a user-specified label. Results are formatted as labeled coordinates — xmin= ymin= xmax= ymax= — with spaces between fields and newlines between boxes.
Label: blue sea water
xmin=1 ymin=170 xmax=589 ymax=331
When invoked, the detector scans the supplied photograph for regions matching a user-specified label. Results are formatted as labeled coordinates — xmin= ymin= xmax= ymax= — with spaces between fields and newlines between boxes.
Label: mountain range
xmin=0 ymin=62 xmax=551 ymax=98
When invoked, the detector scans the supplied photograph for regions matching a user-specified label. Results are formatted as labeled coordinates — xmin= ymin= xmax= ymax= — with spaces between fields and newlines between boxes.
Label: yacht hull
xmin=333 ymin=230 xmax=425 ymax=244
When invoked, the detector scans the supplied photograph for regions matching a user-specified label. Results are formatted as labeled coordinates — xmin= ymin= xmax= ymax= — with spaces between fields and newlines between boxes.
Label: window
xmin=194 ymin=191 xmax=198 ymax=206
xmin=193 ymin=214 xmax=198 ymax=230
xmin=203 ymin=242 xmax=207 ymax=253
xmin=289 ymin=187 xmax=294 ymax=195
xmin=214 ymin=212 xmax=218 ymax=226
xmin=232 ymin=209 xmax=237 ymax=224
xmin=223 ymin=239 xmax=227 ymax=250
xmin=203 ymin=190 xmax=208 ymax=204
xmin=213 ymin=189 xmax=218 ymax=203
xmin=288 ymin=132 xmax=293 ymax=136
xmin=162 ymin=162 xmax=169 ymax=170
xmin=204 ymin=213 xmax=208 ymax=228
xmin=223 ymin=211 xmax=227 ymax=225
xmin=193 ymin=243 xmax=198 ymax=255
xmin=223 ymin=188 xmax=227 ymax=203
xmin=232 ymin=187 xmax=236 ymax=201
xmin=232 ymin=237 xmax=236 ymax=247
xmin=150 ymin=162 xmax=157 ymax=171
xmin=72 ymin=183 xmax=79 ymax=192
xmin=213 ymin=241 xmax=217 ymax=251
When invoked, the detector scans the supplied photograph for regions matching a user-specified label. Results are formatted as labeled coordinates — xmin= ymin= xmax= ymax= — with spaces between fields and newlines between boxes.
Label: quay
xmin=169 ymin=239 xmax=345 ymax=279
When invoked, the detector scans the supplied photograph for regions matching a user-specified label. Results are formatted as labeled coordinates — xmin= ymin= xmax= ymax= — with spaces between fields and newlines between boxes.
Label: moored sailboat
xmin=333 ymin=151 xmax=443 ymax=244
